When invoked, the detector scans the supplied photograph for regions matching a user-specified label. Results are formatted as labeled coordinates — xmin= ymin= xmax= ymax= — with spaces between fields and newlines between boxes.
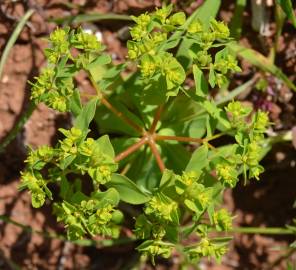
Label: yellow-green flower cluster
xmin=20 ymin=171 xmax=52 ymax=208
xmin=214 ymin=209 xmax=233 ymax=231
xmin=185 ymin=237 xmax=228 ymax=262
xmin=32 ymin=28 xmax=103 ymax=112
xmin=54 ymin=199 xmax=119 ymax=240
xmin=216 ymin=162 xmax=238 ymax=188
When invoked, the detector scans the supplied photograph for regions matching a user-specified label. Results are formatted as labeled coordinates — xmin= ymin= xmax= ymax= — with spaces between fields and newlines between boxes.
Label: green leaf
xmin=186 ymin=144 xmax=208 ymax=172
xmin=71 ymin=191 xmax=89 ymax=204
xmin=228 ymin=42 xmax=296 ymax=92
xmin=87 ymin=54 xmax=111 ymax=71
xmin=98 ymin=64 xmax=126 ymax=91
xmin=229 ymin=0 xmax=247 ymax=39
xmin=184 ymin=199 xmax=201 ymax=214
xmin=193 ymin=64 xmax=208 ymax=97
xmin=0 ymin=9 xmax=34 ymax=80
xmin=161 ymin=143 xmax=191 ymax=174
xmin=106 ymin=174 xmax=151 ymax=205
xmin=95 ymin=135 xmax=115 ymax=158
xmin=74 ymin=98 xmax=98 ymax=131
xmin=69 ymin=89 xmax=82 ymax=117
xmin=276 ymin=0 xmax=296 ymax=28
xmin=159 ymin=169 xmax=175 ymax=189
xmin=188 ymin=116 xmax=207 ymax=138
xmin=59 ymin=155 xmax=76 ymax=170
xmin=51 ymin=13 xmax=132 ymax=25
xmin=92 ymin=188 xmax=120 ymax=206
xmin=60 ymin=176 xmax=72 ymax=200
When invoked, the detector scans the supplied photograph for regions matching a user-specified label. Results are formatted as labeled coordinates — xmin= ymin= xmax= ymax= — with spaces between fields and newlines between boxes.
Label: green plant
xmin=20 ymin=5 xmax=269 ymax=266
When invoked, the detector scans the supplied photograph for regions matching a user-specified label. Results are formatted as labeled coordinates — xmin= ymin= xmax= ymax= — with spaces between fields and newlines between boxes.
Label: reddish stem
xmin=147 ymin=138 xmax=165 ymax=172
xmin=155 ymin=135 xmax=204 ymax=143
xmin=149 ymin=105 xmax=163 ymax=133
xmin=101 ymin=97 xmax=144 ymax=134
xmin=115 ymin=137 xmax=147 ymax=162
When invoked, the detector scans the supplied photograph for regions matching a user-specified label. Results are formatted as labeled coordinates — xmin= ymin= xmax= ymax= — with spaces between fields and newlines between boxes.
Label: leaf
xmin=186 ymin=144 xmax=208 ymax=172
xmin=230 ymin=0 xmax=247 ymax=39
xmin=184 ymin=199 xmax=201 ymax=214
xmin=98 ymin=64 xmax=126 ymax=91
xmin=159 ymin=169 xmax=175 ymax=189
xmin=191 ymin=95 xmax=231 ymax=129
xmin=60 ymin=176 xmax=72 ymax=200
xmin=161 ymin=143 xmax=191 ymax=174
xmin=276 ymin=0 xmax=296 ymax=28
xmin=193 ymin=65 xmax=208 ymax=97
xmin=165 ymin=225 xmax=179 ymax=243
xmin=87 ymin=54 xmax=111 ymax=71
xmin=51 ymin=13 xmax=133 ymax=25
xmin=59 ymin=155 xmax=76 ymax=170
xmin=228 ymin=42 xmax=296 ymax=92
xmin=188 ymin=116 xmax=207 ymax=138
xmin=95 ymin=135 xmax=115 ymax=158
xmin=71 ymin=191 xmax=89 ymax=204
xmin=69 ymin=89 xmax=82 ymax=117
xmin=74 ymin=98 xmax=98 ymax=132
xmin=106 ymin=174 xmax=151 ymax=205
xmin=92 ymin=188 xmax=120 ymax=206
xmin=176 ymin=0 xmax=221 ymax=69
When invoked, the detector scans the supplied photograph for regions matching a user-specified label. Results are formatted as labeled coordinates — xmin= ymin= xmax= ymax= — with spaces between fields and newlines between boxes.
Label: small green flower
xmin=226 ymin=101 xmax=252 ymax=119
xmin=167 ymin=12 xmax=186 ymax=26
xmin=195 ymin=50 xmax=212 ymax=67
xmin=216 ymin=162 xmax=238 ymax=188
xmin=31 ymin=68 xmax=55 ymax=101
xmin=140 ymin=55 xmax=157 ymax=78
xmin=145 ymin=195 xmax=178 ymax=223
xmin=253 ymin=110 xmax=269 ymax=132
xmin=214 ymin=209 xmax=233 ymax=231
xmin=188 ymin=20 xmax=203 ymax=34
xmin=73 ymin=29 xmax=101 ymax=51
xmin=210 ymin=19 xmax=230 ymax=39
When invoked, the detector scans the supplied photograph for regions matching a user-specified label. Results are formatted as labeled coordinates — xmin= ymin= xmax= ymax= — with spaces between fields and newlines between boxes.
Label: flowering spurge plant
xmin=20 ymin=5 xmax=269 ymax=266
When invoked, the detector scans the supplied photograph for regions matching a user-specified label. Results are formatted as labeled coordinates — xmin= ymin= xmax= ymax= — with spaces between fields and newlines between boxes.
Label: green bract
xmin=21 ymin=4 xmax=270 ymax=267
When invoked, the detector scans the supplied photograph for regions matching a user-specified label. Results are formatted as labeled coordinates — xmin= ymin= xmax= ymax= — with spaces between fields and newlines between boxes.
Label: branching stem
xmin=147 ymin=137 xmax=165 ymax=172
xmin=88 ymin=72 xmax=143 ymax=134
xmin=155 ymin=135 xmax=204 ymax=143
xmin=149 ymin=105 xmax=163 ymax=133
xmin=115 ymin=137 xmax=147 ymax=162
xmin=100 ymin=97 xmax=143 ymax=134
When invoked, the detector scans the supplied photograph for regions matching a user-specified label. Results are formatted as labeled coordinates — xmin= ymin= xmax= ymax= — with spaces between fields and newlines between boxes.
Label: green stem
xmin=0 ymin=9 xmax=34 ymax=81
xmin=231 ymin=227 xmax=294 ymax=235
xmin=0 ymin=101 xmax=36 ymax=153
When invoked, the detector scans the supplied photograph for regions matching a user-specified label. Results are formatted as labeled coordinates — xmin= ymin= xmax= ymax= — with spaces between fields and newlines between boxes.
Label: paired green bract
xmin=21 ymin=4 xmax=269 ymax=266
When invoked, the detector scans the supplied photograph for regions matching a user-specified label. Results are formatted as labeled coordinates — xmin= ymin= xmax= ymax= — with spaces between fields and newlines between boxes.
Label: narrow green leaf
xmin=228 ymin=42 xmax=296 ymax=92
xmin=50 ymin=13 xmax=132 ymax=25
xmin=276 ymin=0 xmax=296 ymax=28
xmin=106 ymin=174 xmax=151 ymax=205
xmin=74 ymin=98 xmax=98 ymax=131
xmin=0 ymin=9 xmax=34 ymax=80
xmin=230 ymin=0 xmax=247 ymax=39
